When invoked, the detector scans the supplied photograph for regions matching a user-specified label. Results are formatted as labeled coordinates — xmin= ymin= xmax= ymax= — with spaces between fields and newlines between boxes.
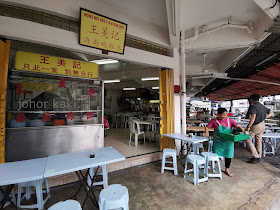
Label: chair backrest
xmin=199 ymin=123 xmax=208 ymax=127
xmin=128 ymin=120 xmax=136 ymax=134
xmin=128 ymin=117 xmax=138 ymax=121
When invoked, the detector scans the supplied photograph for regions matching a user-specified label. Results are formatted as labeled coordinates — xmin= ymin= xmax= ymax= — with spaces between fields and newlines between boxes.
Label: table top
xmin=135 ymin=120 xmax=157 ymax=125
xmin=0 ymin=157 xmax=47 ymax=186
xmin=186 ymin=126 xmax=214 ymax=131
xmin=162 ymin=133 xmax=209 ymax=144
xmin=44 ymin=146 xmax=125 ymax=178
xmin=267 ymin=127 xmax=280 ymax=130
xmin=262 ymin=133 xmax=280 ymax=138
xmin=264 ymin=123 xmax=278 ymax=126
xmin=186 ymin=120 xmax=204 ymax=123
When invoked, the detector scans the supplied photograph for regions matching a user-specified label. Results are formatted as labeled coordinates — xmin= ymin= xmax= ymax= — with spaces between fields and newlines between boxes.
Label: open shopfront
xmin=5 ymin=50 xmax=104 ymax=162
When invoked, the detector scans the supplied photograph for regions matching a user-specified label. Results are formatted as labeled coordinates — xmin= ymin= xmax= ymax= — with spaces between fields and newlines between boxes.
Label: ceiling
xmin=99 ymin=0 xmax=168 ymax=31
xmin=180 ymin=0 xmax=263 ymax=32
xmin=202 ymin=33 xmax=280 ymax=100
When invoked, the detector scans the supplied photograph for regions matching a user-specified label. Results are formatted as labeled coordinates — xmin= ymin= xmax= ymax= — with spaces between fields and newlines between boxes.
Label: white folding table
xmin=262 ymin=133 xmax=280 ymax=157
xmin=0 ymin=157 xmax=47 ymax=209
xmin=44 ymin=146 xmax=125 ymax=208
xmin=162 ymin=133 xmax=209 ymax=155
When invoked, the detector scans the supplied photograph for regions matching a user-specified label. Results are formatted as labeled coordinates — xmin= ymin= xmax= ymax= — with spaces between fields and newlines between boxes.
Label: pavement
xmin=4 ymin=145 xmax=280 ymax=210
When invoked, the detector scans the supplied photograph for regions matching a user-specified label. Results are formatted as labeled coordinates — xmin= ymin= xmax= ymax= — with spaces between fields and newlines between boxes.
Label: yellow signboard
xmin=80 ymin=8 xmax=127 ymax=54
xmin=15 ymin=51 xmax=98 ymax=79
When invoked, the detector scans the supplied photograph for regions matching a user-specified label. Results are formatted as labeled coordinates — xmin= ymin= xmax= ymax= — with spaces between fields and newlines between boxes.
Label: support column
xmin=0 ymin=39 xmax=11 ymax=163
xmin=180 ymin=32 xmax=186 ymax=135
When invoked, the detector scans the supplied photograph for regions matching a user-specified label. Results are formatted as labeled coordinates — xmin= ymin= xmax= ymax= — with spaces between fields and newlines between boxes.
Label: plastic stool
xmin=98 ymin=184 xmax=129 ymax=210
xmin=17 ymin=178 xmax=50 ymax=210
xmin=208 ymin=141 xmax=213 ymax=152
xmin=87 ymin=165 xmax=108 ymax=190
xmin=191 ymin=143 xmax=204 ymax=154
xmin=161 ymin=148 xmax=178 ymax=175
xmin=184 ymin=155 xmax=208 ymax=186
xmin=48 ymin=200 xmax=82 ymax=210
xmin=201 ymin=152 xmax=222 ymax=180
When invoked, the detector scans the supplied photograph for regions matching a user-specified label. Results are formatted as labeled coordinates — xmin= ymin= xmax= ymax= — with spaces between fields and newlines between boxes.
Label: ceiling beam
xmin=165 ymin=0 xmax=180 ymax=48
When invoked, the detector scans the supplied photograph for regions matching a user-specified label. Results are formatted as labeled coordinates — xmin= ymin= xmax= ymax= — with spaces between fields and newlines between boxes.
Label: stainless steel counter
xmin=5 ymin=124 xmax=104 ymax=162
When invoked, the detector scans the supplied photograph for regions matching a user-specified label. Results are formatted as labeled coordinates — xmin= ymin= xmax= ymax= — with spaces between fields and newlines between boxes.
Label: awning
xmin=207 ymin=64 xmax=280 ymax=101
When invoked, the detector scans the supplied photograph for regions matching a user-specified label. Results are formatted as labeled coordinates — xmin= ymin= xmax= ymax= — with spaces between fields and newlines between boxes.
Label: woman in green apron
xmin=205 ymin=108 xmax=248 ymax=177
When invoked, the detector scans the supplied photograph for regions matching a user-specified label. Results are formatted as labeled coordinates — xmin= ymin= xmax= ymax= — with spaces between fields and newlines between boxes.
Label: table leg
xmin=75 ymin=170 xmax=99 ymax=209
xmin=0 ymin=184 xmax=15 ymax=209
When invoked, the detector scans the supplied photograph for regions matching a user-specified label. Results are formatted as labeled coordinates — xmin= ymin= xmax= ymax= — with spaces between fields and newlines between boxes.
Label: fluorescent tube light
xmin=103 ymin=79 xmax=120 ymax=83
xmin=91 ymin=59 xmax=119 ymax=65
xmin=123 ymin=88 xmax=136 ymax=91
xmin=141 ymin=77 xmax=159 ymax=81
xmin=152 ymin=87 xmax=159 ymax=90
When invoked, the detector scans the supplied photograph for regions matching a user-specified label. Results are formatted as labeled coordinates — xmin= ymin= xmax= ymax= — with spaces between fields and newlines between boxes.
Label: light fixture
xmin=103 ymin=79 xmax=120 ymax=83
xmin=90 ymin=59 xmax=119 ymax=65
xmin=141 ymin=77 xmax=159 ymax=81
xmin=152 ymin=87 xmax=159 ymax=90
xmin=137 ymin=98 xmax=141 ymax=100
xmin=123 ymin=88 xmax=136 ymax=91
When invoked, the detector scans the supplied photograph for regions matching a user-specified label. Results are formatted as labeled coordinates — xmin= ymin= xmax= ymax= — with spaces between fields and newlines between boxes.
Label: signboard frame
xmin=79 ymin=8 xmax=128 ymax=55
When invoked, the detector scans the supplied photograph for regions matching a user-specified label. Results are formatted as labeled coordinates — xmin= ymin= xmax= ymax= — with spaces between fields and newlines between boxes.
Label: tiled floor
xmin=104 ymin=128 xmax=160 ymax=157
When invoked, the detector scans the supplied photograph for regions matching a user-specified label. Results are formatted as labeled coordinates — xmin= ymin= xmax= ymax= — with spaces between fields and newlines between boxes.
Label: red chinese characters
xmin=73 ymin=61 xmax=81 ymax=69
xmin=87 ymin=88 xmax=96 ymax=98
xmin=51 ymin=67 xmax=58 ymax=74
xmin=58 ymin=78 xmax=66 ymax=88
xmin=73 ymin=70 xmax=79 ymax=76
xmin=43 ymin=112 xmax=52 ymax=122
xmin=84 ymin=37 xmax=90 ymax=44
xmin=16 ymin=112 xmax=26 ymax=122
xmin=33 ymin=65 xmax=40 ymax=71
xmin=110 ymin=31 xmax=119 ymax=40
xmin=89 ymin=25 xmax=98 ymax=34
xmin=101 ymin=28 xmax=109 ymax=39
xmin=40 ymin=56 xmax=50 ymax=64
xmin=86 ymin=112 xmax=93 ymax=119
xmin=57 ymin=59 xmax=66 ymax=67
xmin=67 ymin=112 xmax=74 ymax=120
xmin=23 ymin=64 xmax=30 ymax=70
xmin=14 ymin=83 xmax=27 ymax=95
xmin=65 ymin=69 xmax=71 ymax=75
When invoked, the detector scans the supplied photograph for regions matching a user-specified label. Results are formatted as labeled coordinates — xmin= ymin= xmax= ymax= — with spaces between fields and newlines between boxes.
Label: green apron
xmin=213 ymin=118 xmax=234 ymax=158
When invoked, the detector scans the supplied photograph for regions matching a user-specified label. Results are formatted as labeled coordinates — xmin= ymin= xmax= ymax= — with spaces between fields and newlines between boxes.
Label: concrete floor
xmin=5 ymin=146 xmax=280 ymax=210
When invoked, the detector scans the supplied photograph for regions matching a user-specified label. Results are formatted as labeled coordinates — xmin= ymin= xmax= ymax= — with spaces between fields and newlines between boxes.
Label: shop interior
xmin=7 ymin=40 xmax=161 ymax=159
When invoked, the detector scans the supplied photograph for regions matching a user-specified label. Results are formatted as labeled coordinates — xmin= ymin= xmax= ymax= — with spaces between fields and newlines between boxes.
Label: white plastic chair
xmin=199 ymin=123 xmax=208 ymax=127
xmin=128 ymin=120 xmax=145 ymax=146
xmin=48 ymin=200 xmax=81 ymax=210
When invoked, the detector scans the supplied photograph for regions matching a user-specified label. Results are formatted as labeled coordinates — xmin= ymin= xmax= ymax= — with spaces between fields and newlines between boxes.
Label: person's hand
xmin=204 ymin=132 xmax=209 ymax=137
xmin=244 ymin=131 xmax=249 ymax=135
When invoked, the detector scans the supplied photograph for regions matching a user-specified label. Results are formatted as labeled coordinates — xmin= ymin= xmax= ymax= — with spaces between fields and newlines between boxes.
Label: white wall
xmin=0 ymin=16 xmax=176 ymax=69
xmin=2 ymin=0 xmax=170 ymax=47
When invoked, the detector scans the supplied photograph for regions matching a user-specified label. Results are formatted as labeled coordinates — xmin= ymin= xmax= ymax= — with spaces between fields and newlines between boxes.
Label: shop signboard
xmin=80 ymin=8 xmax=127 ymax=54
xmin=15 ymin=51 xmax=98 ymax=79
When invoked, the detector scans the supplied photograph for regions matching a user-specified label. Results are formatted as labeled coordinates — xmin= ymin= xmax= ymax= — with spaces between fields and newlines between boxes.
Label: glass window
xmin=7 ymin=73 xmax=103 ymax=127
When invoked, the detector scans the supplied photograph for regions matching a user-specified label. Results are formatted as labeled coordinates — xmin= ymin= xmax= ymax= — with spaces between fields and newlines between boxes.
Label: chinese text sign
xmin=15 ymin=51 xmax=98 ymax=79
xmin=80 ymin=8 xmax=127 ymax=54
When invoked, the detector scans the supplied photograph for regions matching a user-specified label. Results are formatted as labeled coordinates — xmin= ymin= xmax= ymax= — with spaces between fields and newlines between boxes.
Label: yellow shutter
xmin=159 ymin=68 xmax=175 ymax=150
xmin=0 ymin=39 xmax=11 ymax=163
